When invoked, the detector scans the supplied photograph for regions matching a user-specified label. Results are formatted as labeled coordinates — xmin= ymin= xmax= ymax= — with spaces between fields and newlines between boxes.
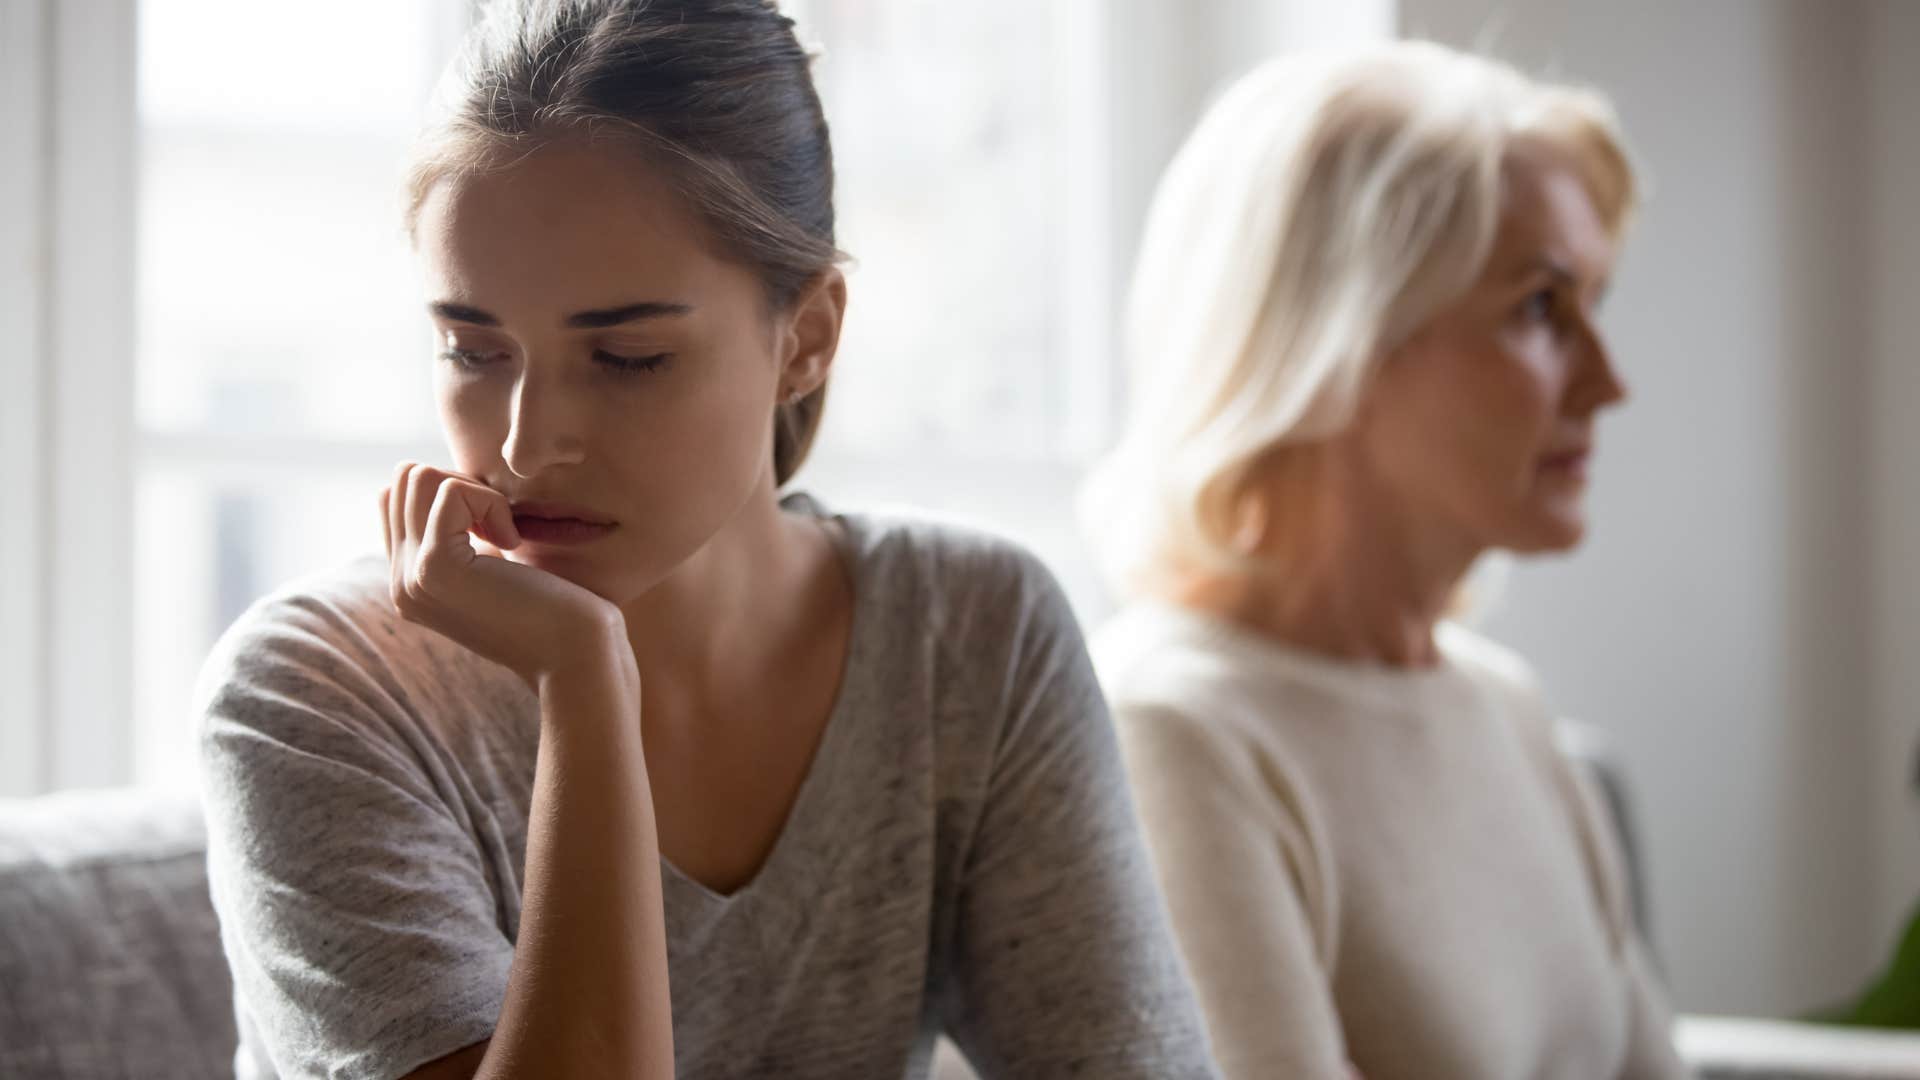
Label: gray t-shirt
xmin=197 ymin=502 xmax=1217 ymax=1080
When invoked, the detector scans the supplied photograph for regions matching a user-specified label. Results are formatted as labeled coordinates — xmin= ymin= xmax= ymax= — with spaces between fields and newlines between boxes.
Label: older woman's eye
xmin=1518 ymin=288 xmax=1558 ymax=323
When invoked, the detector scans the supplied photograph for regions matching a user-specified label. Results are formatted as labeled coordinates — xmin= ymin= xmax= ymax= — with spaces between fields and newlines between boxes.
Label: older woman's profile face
xmin=1359 ymin=142 xmax=1627 ymax=555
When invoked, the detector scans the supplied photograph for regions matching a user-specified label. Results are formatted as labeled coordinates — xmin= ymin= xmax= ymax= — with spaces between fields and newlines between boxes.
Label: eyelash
xmin=593 ymin=349 xmax=671 ymax=373
xmin=438 ymin=347 xmax=502 ymax=371
xmin=436 ymin=348 xmax=672 ymax=374
xmin=1519 ymin=288 xmax=1559 ymax=322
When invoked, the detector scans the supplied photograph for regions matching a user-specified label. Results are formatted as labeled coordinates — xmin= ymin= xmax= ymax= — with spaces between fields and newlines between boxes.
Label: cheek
xmin=435 ymin=373 xmax=510 ymax=469
xmin=1367 ymin=344 xmax=1559 ymax=502
xmin=1443 ymin=342 xmax=1564 ymax=466
xmin=608 ymin=355 xmax=777 ymax=493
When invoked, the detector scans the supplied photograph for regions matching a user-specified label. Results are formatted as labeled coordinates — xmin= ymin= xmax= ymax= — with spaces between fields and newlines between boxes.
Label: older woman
xmin=1083 ymin=42 xmax=1688 ymax=1080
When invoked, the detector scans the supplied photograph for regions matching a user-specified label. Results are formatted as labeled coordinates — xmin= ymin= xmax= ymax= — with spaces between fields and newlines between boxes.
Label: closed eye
xmin=439 ymin=346 xmax=506 ymax=370
xmin=594 ymin=349 xmax=672 ymax=373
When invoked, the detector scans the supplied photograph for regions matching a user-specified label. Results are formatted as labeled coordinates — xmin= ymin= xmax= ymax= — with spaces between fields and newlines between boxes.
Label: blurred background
xmin=2 ymin=0 xmax=1916 ymax=1025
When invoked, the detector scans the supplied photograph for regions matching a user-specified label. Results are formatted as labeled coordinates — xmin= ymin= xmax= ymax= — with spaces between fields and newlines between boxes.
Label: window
xmin=787 ymin=0 xmax=1118 ymax=623
xmin=794 ymin=0 xmax=1110 ymax=460
xmin=123 ymin=0 xmax=1114 ymax=788
xmin=9 ymin=0 xmax=1327 ymax=795
xmin=132 ymin=0 xmax=467 ymax=786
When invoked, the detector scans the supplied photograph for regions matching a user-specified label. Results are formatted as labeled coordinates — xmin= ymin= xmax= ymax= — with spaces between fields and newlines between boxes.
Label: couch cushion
xmin=0 ymin=786 xmax=236 ymax=1080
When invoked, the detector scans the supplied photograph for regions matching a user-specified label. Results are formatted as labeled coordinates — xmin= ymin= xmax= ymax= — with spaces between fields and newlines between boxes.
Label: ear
xmin=776 ymin=268 xmax=847 ymax=399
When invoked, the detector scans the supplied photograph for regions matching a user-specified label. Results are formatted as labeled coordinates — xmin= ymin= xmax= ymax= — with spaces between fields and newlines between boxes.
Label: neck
xmin=616 ymin=479 xmax=827 ymax=728
xmin=1170 ymin=460 xmax=1482 ymax=669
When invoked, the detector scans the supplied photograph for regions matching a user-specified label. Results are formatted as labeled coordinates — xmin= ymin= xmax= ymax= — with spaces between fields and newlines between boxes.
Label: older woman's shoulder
xmin=1437 ymin=621 xmax=1548 ymax=702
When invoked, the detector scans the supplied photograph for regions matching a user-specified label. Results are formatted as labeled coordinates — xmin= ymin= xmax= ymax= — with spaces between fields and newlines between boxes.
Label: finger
xmin=432 ymin=478 xmax=486 ymax=544
xmin=389 ymin=462 xmax=412 ymax=549
xmin=403 ymin=464 xmax=447 ymax=548
xmin=441 ymin=479 xmax=519 ymax=559
xmin=387 ymin=462 xmax=413 ymax=594
xmin=377 ymin=486 xmax=393 ymax=560
xmin=411 ymin=473 xmax=516 ymax=551
xmin=419 ymin=481 xmax=480 ymax=582
xmin=468 ymin=484 xmax=521 ymax=551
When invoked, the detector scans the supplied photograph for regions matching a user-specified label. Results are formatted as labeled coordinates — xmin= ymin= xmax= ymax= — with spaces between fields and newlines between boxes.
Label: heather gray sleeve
xmin=197 ymin=597 xmax=511 ymax=1080
xmin=937 ymin=554 xmax=1220 ymax=1079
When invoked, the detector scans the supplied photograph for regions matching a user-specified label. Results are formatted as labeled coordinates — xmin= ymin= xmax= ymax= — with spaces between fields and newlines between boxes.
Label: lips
xmin=1538 ymin=447 xmax=1592 ymax=480
xmin=509 ymin=501 xmax=617 ymax=546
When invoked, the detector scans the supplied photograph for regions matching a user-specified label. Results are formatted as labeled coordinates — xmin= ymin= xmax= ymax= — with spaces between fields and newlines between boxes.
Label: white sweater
xmin=1095 ymin=603 xmax=1690 ymax=1080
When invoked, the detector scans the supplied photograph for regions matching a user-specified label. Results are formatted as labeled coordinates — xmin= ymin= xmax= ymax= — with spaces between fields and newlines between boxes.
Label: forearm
xmin=476 ymin=643 xmax=673 ymax=1079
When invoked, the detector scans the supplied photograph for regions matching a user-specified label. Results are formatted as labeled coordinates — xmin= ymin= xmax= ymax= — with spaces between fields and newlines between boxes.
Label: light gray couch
xmin=0 ymin=787 xmax=235 ymax=1079
xmin=3 ymin=742 xmax=1910 ymax=1079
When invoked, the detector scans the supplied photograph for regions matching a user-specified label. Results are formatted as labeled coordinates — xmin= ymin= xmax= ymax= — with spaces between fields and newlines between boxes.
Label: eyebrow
xmin=1509 ymin=255 xmax=1612 ymax=305
xmin=428 ymin=300 xmax=694 ymax=329
xmin=1513 ymin=256 xmax=1578 ymax=287
xmin=565 ymin=301 xmax=695 ymax=329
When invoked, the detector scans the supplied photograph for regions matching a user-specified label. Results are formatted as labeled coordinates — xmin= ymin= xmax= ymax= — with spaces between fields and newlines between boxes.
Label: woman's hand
xmin=379 ymin=463 xmax=628 ymax=689
xmin=382 ymin=465 xmax=668 ymax=1078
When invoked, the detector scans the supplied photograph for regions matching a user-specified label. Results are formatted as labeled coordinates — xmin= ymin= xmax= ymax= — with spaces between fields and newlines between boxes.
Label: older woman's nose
xmin=1573 ymin=321 xmax=1628 ymax=414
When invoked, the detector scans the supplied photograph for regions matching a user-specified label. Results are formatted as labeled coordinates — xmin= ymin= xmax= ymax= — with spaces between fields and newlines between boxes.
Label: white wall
xmin=1401 ymin=0 xmax=1912 ymax=1016
xmin=1865 ymin=0 xmax=1920 ymax=967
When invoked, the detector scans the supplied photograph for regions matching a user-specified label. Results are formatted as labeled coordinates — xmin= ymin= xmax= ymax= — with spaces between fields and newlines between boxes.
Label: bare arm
xmin=382 ymin=467 xmax=673 ymax=1079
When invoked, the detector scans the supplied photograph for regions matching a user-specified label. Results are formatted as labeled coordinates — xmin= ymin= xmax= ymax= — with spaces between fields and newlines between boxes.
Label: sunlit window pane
xmin=135 ymin=465 xmax=393 ymax=785
xmin=798 ymin=0 xmax=1076 ymax=460
xmin=131 ymin=0 xmax=1104 ymax=781
xmin=136 ymin=0 xmax=462 ymax=441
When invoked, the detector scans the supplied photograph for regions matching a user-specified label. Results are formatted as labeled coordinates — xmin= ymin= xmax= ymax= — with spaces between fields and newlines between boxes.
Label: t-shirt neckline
xmin=659 ymin=493 xmax=870 ymax=912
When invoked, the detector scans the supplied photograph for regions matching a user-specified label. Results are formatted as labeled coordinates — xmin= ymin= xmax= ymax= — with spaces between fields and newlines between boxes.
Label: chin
xmin=506 ymin=547 xmax=646 ymax=603
xmin=1506 ymin=511 xmax=1588 ymax=554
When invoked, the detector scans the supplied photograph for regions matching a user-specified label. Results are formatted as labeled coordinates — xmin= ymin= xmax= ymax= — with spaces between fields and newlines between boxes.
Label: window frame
xmin=3 ymin=0 xmax=1389 ymax=795
xmin=2 ymin=0 xmax=139 ymax=795
xmin=0 ymin=0 xmax=51 ymax=796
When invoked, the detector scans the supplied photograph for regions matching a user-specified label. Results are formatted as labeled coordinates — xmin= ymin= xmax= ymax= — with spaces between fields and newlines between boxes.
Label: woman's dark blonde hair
xmin=406 ymin=0 xmax=842 ymax=486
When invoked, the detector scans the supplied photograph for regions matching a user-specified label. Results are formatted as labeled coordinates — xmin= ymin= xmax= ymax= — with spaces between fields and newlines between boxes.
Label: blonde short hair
xmin=1081 ymin=40 xmax=1637 ymax=595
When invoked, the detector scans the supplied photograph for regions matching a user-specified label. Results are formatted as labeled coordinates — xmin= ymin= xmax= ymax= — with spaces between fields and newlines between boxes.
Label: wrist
xmin=536 ymin=608 xmax=640 ymax=699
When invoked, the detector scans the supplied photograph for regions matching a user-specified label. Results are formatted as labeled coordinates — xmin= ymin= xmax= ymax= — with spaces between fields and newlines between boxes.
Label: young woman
xmin=195 ymin=2 xmax=1216 ymax=1077
xmin=1083 ymin=42 xmax=1689 ymax=1080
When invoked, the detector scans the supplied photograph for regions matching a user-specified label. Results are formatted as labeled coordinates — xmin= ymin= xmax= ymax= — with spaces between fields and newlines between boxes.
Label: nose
xmin=1573 ymin=319 xmax=1628 ymax=414
xmin=501 ymin=368 xmax=587 ymax=479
